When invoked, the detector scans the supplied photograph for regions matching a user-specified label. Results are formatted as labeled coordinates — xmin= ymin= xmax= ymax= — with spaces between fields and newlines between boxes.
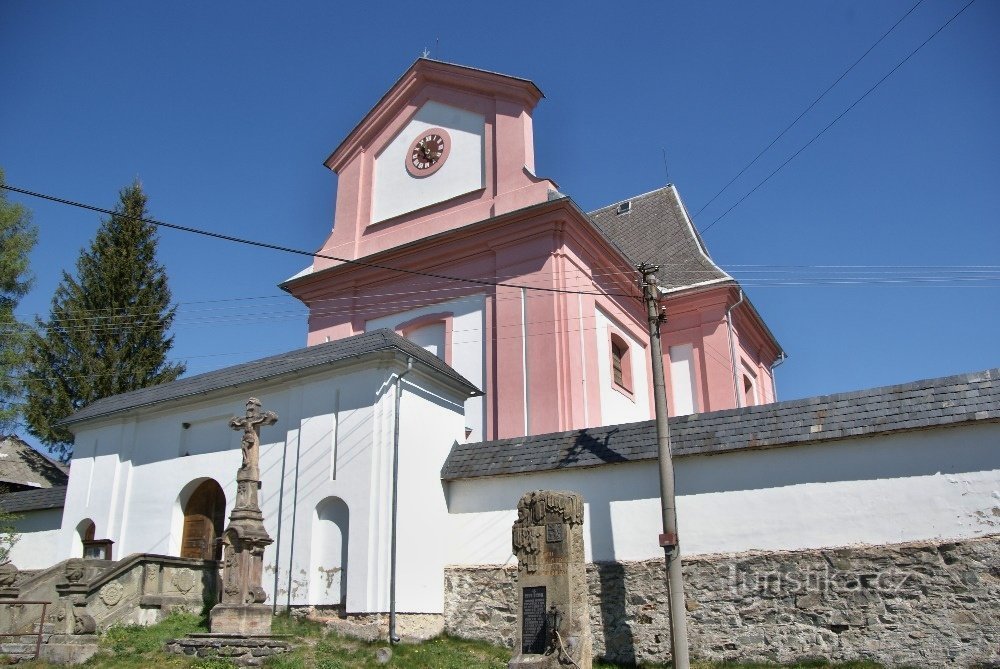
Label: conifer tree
xmin=24 ymin=180 xmax=185 ymax=459
xmin=0 ymin=169 xmax=38 ymax=434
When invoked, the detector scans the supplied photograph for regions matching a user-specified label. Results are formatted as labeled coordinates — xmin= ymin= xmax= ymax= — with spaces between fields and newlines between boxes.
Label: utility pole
xmin=638 ymin=263 xmax=691 ymax=669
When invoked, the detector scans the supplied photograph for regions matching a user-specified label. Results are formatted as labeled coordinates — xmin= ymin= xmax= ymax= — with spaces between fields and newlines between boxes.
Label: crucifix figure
xmin=212 ymin=396 xmax=278 ymax=636
xmin=229 ymin=397 xmax=277 ymax=472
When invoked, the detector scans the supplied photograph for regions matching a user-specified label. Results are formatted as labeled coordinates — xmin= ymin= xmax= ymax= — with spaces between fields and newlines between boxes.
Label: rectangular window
xmin=612 ymin=341 xmax=625 ymax=386
xmin=669 ymin=344 xmax=698 ymax=415
xmin=609 ymin=333 xmax=633 ymax=394
xmin=742 ymin=364 xmax=759 ymax=407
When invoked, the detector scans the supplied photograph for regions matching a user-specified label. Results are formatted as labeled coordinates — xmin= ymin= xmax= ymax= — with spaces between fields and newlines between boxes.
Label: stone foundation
xmin=445 ymin=535 xmax=1000 ymax=667
xmin=165 ymin=635 xmax=291 ymax=667
xmin=299 ymin=608 xmax=444 ymax=642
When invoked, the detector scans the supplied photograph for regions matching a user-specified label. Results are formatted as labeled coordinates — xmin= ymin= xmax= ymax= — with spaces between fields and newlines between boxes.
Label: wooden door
xmin=180 ymin=480 xmax=226 ymax=560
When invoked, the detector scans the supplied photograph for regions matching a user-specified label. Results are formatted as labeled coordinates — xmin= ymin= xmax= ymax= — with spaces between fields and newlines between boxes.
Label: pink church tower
xmin=283 ymin=59 xmax=784 ymax=443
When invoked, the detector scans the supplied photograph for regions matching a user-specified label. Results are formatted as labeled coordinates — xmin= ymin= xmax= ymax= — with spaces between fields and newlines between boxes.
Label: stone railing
xmin=0 ymin=554 xmax=218 ymax=637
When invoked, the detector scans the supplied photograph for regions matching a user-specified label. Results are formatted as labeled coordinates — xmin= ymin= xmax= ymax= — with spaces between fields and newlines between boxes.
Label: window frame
xmin=394 ymin=311 xmax=454 ymax=365
xmin=608 ymin=330 xmax=634 ymax=398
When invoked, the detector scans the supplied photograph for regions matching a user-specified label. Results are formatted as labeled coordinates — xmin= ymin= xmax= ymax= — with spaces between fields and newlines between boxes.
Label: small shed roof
xmin=0 ymin=485 xmax=67 ymax=513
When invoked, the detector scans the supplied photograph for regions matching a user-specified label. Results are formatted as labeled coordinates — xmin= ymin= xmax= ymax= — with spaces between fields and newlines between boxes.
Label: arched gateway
xmin=180 ymin=479 xmax=226 ymax=560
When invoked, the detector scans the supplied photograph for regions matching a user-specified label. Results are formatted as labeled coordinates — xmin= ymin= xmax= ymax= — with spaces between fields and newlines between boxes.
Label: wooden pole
xmin=638 ymin=263 xmax=691 ymax=669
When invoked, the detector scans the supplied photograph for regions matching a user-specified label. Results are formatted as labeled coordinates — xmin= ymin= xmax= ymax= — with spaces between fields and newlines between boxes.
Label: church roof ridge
xmin=442 ymin=367 xmax=1000 ymax=481
xmin=587 ymin=184 xmax=733 ymax=293
xmin=59 ymin=329 xmax=481 ymax=429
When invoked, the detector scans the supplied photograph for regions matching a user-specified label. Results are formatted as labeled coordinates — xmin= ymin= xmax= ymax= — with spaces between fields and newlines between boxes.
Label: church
xmin=10 ymin=60 xmax=998 ymax=666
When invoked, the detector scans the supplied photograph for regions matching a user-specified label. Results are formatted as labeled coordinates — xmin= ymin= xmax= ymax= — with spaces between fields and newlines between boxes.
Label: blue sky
xmin=2 ymin=1 xmax=998 ymax=445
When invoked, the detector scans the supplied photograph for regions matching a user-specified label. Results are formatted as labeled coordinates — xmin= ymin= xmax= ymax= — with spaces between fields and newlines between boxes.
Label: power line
xmin=689 ymin=0 xmax=926 ymax=222
xmin=697 ymin=0 xmax=976 ymax=236
xmin=0 ymin=183 xmax=643 ymax=301
xmin=6 ymin=262 xmax=999 ymax=335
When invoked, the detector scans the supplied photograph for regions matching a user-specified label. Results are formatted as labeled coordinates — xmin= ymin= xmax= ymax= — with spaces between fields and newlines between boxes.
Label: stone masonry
xmin=445 ymin=535 xmax=999 ymax=667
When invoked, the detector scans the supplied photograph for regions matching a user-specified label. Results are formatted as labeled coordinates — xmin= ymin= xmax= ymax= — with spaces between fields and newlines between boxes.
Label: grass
xmin=13 ymin=613 xmax=891 ymax=669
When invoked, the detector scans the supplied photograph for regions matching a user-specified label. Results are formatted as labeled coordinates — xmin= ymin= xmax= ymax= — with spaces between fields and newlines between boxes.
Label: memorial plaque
xmin=521 ymin=586 xmax=547 ymax=655
xmin=546 ymin=523 xmax=563 ymax=543
xmin=509 ymin=490 xmax=591 ymax=669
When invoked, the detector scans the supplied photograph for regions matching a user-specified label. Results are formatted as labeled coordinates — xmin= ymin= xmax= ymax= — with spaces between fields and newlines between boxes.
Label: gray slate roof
xmin=442 ymin=368 xmax=1000 ymax=481
xmin=588 ymin=185 xmax=731 ymax=292
xmin=0 ymin=485 xmax=67 ymax=513
xmin=0 ymin=436 xmax=68 ymax=488
xmin=62 ymin=329 xmax=481 ymax=427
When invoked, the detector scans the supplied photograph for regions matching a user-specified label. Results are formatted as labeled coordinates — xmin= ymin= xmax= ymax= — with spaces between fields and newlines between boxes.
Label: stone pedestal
xmin=509 ymin=490 xmax=591 ymax=669
xmin=208 ymin=604 xmax=273 ymax=637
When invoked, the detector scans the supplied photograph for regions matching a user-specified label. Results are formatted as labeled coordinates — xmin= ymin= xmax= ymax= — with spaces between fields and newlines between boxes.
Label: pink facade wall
xmin=662 ymin=288 xmax=780 ymax=415
xmin=286 ymin=60 xmax=783 ymax=440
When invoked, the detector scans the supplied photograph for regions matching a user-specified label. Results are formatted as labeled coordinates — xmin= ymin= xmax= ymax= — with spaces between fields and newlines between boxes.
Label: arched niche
xmin=177 ymin=478 xmax=226 ymax=560
xmin=309 ymin=496 xmax=349 ymax=607
xmin=73 ymin=518 xmax=96 ymax=557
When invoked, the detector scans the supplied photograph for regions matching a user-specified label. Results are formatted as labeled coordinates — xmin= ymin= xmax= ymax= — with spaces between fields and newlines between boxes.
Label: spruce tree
xmin=0 ymin=169 xmax=38 ymax=434
xmin=24 ymin=180 xmax=185 ymax=459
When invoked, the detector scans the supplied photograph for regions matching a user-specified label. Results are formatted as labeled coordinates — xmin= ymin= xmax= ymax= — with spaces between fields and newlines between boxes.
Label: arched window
xmin=180 ymin=479 xmax=226 ymax=560
xmin=394 ymin=312 xmax=453 ymax=364
xmin=609 ymin=332 xmax=633 ymax=394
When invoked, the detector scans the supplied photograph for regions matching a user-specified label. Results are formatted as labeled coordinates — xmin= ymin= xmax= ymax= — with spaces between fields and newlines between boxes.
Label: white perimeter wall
xmin=8 ymin=508 xmax=63 ymax=569
xmin=446 ymin=422 xmax=1000 ymax=565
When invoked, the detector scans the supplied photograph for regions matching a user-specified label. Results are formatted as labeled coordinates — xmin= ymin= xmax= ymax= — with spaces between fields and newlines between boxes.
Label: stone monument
xmin=210 ymin=397 xmax=278 ymax=636
xmin=509 ymin=490 xmax=591 ymax=669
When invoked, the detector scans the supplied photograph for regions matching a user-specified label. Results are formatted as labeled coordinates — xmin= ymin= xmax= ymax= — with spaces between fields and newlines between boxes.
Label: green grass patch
xmin=14 ymin=613 xmax=890 ymax=668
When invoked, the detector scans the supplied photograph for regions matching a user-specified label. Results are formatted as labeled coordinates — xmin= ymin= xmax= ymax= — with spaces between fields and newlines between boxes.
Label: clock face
xmin=405 ymin=127 xmax=451 ymax=177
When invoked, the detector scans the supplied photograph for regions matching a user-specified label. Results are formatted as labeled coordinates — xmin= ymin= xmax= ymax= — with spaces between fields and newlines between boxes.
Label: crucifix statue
xmin=211 ymin=396 xmax=278 ymax=636
xmin=229 ymin=397 xmax=277 ymax=475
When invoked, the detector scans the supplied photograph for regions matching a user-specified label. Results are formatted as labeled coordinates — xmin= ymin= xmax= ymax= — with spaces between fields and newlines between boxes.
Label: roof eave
xmin=59 ymin=343 xmax=480 ymax=431
xmin=324 ymin=58 xmax=544 ymax=173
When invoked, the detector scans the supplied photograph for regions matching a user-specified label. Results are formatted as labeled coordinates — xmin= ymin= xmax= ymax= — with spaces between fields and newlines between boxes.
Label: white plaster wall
xmin=57 ymin=366 xmax=385 ymax=609
xmin=594 ymin=307 xmax=651 ymax=426
xmin=366 ymin=293 xmax=485 ymax=442
xmin=394 ymin=380 xmax=468 ymax=613
xmin=372 ymin=100 xmax=485 ymax=223
xmin=669 ymin=343 xmax=697 ymax=415
xmin=8 ymin=508 xmax=63 ymax=569
xmin=54 ymin=357 xmax=471 ymax=615
xmin=445 ymin=423 xmax=1000 ymax=564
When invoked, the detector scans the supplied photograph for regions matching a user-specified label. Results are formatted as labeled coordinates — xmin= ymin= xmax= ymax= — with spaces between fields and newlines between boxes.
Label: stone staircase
xmin=0 ymin=553 xmax=218 ymax=663
xmin=0 ymin=619 xmax=54 ymax=662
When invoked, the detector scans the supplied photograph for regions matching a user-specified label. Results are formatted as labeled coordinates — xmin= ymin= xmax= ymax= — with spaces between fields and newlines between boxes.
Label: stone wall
xmin=444 ymin=535 xmax=999 ymax=667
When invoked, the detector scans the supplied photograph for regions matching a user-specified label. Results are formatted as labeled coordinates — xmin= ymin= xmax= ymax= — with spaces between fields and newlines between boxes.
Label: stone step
xmin=39 ymin=635 xmax=100 ymax=665
xmin=0 ymin=642 xmax=38 ymax=655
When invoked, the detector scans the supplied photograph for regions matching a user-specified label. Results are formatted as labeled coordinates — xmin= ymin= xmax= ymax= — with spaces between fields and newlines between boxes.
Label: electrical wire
xmin=0 ymin=183 xmax=643 ymax=301
xmin=689 ymin=0 xmax=926 ymax=222
xmin=697 ymin=0 xmax=977 ymax=236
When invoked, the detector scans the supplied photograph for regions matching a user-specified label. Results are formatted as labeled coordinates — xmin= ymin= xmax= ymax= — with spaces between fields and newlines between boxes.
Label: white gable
xmin=371 ymin=100 xmax=485 ymax=223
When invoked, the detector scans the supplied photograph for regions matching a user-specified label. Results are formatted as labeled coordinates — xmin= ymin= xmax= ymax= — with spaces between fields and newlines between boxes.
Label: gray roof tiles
xmin=0 ymin=436 xmax=69 ymax=488
xmin=588 ymin=185 xmax=731 ymax=292
xmin=441 ymin=368 xmax=1000 ymax=481
xmin=62 ymin=329 xmax=481 ymax=427
xmin=0 ymin=485 xmax=67 ymax=513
